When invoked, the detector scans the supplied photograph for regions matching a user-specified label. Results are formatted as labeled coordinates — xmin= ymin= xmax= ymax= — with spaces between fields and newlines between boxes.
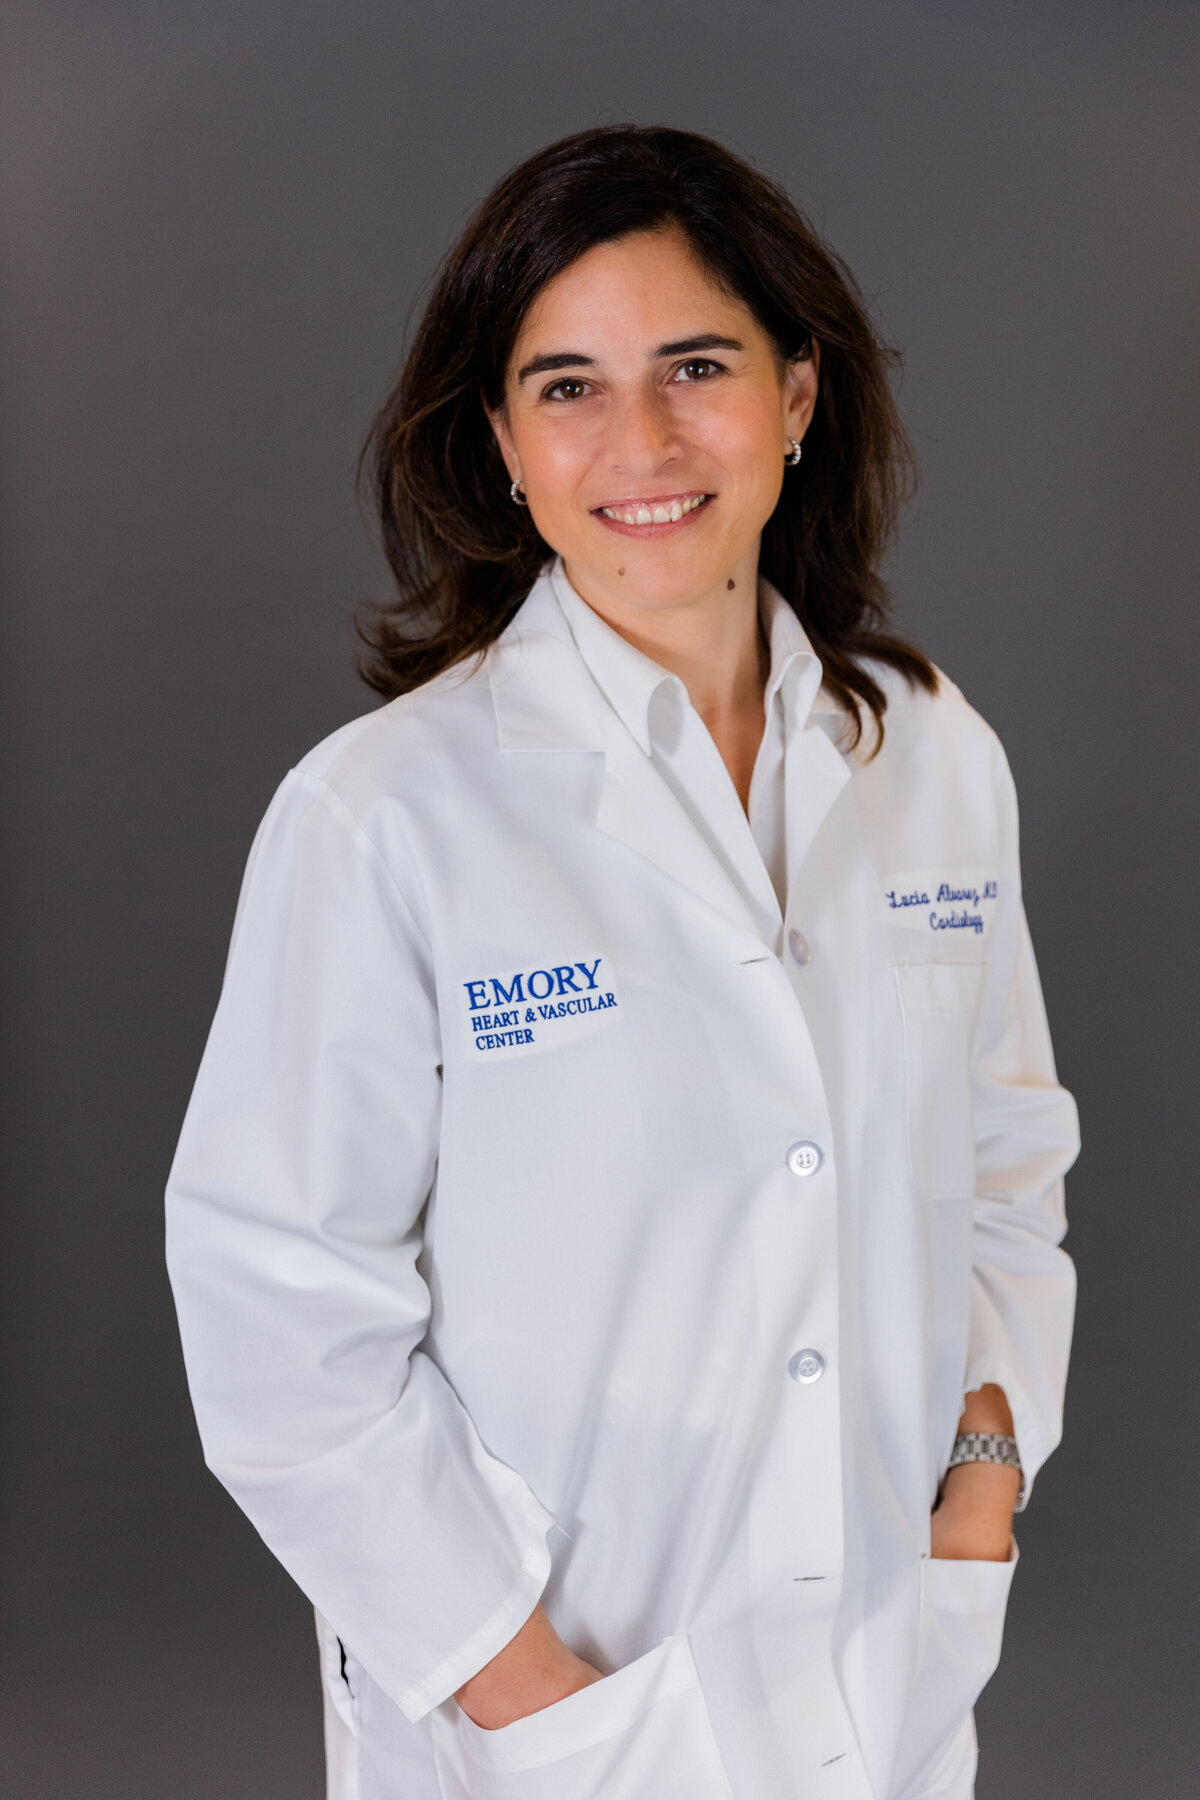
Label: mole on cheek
xmin=727 ymin=578 xmax=736 ymax=590
xmin=618 ymin=567 xmax=625 ymax=577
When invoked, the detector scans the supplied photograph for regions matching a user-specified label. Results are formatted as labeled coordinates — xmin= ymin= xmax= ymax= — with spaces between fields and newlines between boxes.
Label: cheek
xmin=694 ymin=398 xmax=785 ymax=502
xmin=513 ymin=423 xmax=597 ymax=546
xmin=515 ymin=416 xmax=597 ymax=486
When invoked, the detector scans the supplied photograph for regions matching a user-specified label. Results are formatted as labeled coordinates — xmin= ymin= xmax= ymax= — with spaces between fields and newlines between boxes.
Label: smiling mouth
xmin=594 ymin=492 xmax=712 ymax=527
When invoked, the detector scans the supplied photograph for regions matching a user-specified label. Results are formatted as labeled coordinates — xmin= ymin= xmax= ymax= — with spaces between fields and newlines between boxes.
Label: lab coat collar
xmin=486 ymin=569 xmax=607 ymax=754
xmin=547 ymin=561 xmax=675 ymax=756
xmin=546 ymin=557 xmax=836 ymax=752
xmin=487 ymin=563 xmax=854 ymax=948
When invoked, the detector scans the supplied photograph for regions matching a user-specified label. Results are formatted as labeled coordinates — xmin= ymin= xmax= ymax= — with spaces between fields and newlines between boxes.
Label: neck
xmin=561 ymin=546 xmax=767 ymax=733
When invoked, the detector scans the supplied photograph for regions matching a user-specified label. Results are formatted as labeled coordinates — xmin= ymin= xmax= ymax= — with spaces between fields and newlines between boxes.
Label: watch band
xmin=946 ymin=1431 xmax=1025 ymax=1505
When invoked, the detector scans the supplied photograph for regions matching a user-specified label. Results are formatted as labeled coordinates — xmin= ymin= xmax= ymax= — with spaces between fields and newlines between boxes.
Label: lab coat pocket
xmin=894 ymin=1544 xmax=1018 ymax=1799
xmin=894 ymin=963 xmax=984 ymax=1202
xmin=429 ymin=1634 xmax=733 ymax=1800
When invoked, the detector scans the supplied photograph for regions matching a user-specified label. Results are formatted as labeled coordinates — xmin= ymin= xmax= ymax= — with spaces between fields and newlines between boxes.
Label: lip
xmin=591 ymin=492 xmax=714 ymax=537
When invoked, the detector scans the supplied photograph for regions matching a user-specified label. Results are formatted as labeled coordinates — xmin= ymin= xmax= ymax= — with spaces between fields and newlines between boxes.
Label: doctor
xmin=166 ymin=125 xmax=1078 ymax=1800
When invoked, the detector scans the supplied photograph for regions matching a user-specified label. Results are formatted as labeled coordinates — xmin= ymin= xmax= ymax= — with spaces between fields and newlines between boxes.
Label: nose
xmin=606 ymin=385 xmax=682 ymax=477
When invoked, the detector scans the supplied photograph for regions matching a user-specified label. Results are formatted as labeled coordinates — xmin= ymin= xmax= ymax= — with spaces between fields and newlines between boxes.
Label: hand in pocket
xmin=930 ymin=1462 xmax=1020 ymax=1562
xmin=455 ymin=1605 xmax=604 ymax=1731
xmin=434 ymin=1636 xmax=734 ymax=1800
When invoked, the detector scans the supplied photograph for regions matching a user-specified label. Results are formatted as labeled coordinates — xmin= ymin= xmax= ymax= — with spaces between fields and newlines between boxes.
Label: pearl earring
xmin=785 ymin=438 xmax=803 ymax=466
xmin=510 ymin=479 xmax=528 ymax=506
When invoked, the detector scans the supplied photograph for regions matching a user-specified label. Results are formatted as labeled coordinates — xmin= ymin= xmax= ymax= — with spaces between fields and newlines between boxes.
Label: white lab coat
xmin=166 ymin=563 xmax=1078 ymax=1800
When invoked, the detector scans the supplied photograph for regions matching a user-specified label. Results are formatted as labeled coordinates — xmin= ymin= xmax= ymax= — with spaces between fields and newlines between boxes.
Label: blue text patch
xmin=459 ymin=956 xmax=623 ymax=1060
xmin=882 ymin=868 xmax=1000 ymax=939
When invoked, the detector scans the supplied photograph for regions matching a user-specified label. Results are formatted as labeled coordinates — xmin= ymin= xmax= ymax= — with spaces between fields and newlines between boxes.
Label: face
xmin=488 ymin=228 xmax=818 ymax=619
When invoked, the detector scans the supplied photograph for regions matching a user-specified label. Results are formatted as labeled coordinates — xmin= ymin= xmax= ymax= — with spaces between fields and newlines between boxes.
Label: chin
xmin=582 ymin=544 xmax=736 ymax=610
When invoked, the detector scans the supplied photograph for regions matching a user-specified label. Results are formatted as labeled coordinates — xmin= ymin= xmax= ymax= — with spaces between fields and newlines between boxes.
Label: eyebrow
xmin=654 ymin=333 xmax=744 ymax=359
xmin=516 ymin=333 xmax=745 ymax=384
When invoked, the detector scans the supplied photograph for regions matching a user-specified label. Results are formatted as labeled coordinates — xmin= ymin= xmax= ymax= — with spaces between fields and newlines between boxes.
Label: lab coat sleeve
xmin=964 ymin=737 xmax=1080 ymax=1507
xmin=165 ymin=768 xmax=555 ymax=1720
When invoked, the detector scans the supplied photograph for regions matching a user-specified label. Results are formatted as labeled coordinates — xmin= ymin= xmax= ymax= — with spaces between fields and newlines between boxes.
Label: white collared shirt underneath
xmin=549 ymin=560 xmax=833 ymax=931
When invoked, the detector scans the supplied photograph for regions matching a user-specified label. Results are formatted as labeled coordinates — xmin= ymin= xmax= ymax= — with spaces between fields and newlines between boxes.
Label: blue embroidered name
xmin=883 ymin=870 xmax=1000 ymax=940
xmin=462 ymin=958 xmax=621 ymax=1056
xmin=931 ymin=908 xmax=986 ymax=935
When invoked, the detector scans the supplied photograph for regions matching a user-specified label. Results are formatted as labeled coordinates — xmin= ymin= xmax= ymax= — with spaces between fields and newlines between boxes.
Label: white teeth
xmin=600 ymin=495 xmax=707 ymax=523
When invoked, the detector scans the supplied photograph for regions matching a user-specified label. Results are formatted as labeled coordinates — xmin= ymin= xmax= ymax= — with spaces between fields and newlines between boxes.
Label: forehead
xmin=510 ymin=228 xmax=761 ymax=360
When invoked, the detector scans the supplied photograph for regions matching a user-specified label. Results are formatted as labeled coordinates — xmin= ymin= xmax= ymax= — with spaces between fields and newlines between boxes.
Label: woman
xmin=166 ymin=125 xmax=1078 ymax=1800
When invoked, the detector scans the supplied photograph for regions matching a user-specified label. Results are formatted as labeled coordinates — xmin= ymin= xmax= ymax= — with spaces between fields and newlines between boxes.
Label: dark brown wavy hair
xmin=359 ymin=124 xmax=935 ymax=746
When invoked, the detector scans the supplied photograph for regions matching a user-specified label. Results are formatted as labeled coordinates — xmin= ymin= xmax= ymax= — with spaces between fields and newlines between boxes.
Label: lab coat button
xmin=786 ymin=1140 xmax=823 ymax=1178
xmin=788 ymin=929 xmax=812 ymax=966
xmin=788 ymin=1349 xmax=825 ymax=1384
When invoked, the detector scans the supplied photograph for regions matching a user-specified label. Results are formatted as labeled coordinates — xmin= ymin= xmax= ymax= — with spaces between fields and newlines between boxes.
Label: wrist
xmin=939 ymin=1459 xmax=1021 ymax=1512
xmin=945 ymin=1427 xmax=1024 ymax=1507
xmin=454 ymin=1606 xmax=599 ymax=1730
xmin=931 ymin=1462 xmax=1019 ymax=1561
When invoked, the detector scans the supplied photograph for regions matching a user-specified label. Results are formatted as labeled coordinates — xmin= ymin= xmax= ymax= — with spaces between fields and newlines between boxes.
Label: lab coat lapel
xmin=489 ymin=575 xmax=769 ymax=945
xmin=783 ymin=711 xmax=855 ymax=900
xmin=593 ymin=710 xmax=770 ymax=943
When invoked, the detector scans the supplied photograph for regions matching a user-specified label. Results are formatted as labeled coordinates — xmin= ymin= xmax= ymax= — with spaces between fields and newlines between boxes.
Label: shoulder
xmin=291 ymin=655 xmax=498 ymax=815
xmin=866 ymin=660 xmax=1007 ymax=774
xmin=290 ymin=570 xmax=568 ymax=810
xmin=851 ymin=661 xmax=1018 ymax=847
xmin=834 ymin=662 xmax=1025 ymax=881
xmin=231 ymin=662 xmax=498 ymax=946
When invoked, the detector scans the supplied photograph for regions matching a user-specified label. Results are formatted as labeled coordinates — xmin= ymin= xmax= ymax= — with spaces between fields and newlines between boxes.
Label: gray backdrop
xmin=2 ymin=2 xmax=1197 ymax=1795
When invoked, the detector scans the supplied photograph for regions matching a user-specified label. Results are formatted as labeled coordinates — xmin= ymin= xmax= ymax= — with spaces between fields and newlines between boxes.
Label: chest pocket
xmin=894 ymin=963 xmax=985 ymax=1200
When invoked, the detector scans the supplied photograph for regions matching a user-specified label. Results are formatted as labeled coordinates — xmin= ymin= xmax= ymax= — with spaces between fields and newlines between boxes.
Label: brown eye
xmin=673 ymin=359 xmax=721 ymax=382
xmin=547 ymin=378 xmax=588 ymax=401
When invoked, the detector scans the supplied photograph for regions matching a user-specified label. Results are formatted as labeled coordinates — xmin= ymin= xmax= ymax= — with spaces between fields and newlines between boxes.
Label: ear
xmin=782 ymin=339 xmax=820 ymax=442
xmin=484 ymin=393 xmax=522 ymax=485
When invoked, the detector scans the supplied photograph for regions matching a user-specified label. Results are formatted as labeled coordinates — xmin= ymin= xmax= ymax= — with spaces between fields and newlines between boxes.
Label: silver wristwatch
xmin=946 ymin=1431 xmax=1025 ymax=1506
